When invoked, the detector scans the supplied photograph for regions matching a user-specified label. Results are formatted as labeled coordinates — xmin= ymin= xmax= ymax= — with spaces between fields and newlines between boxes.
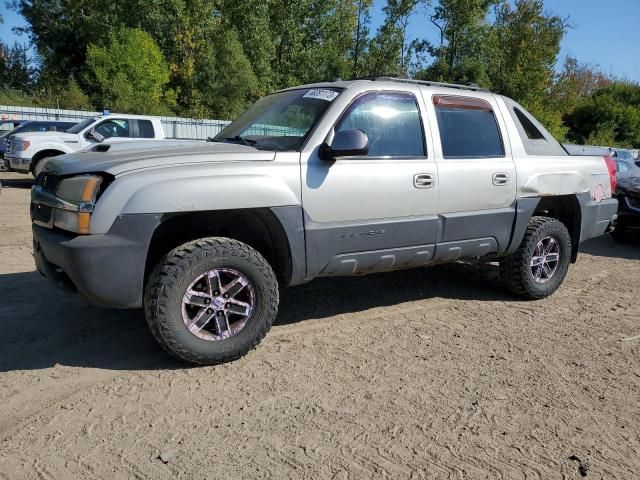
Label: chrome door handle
xmin=414 ymin=173 xmax=436 ymax=189
xmin=492 ymin=172 xmax=509 ymax=186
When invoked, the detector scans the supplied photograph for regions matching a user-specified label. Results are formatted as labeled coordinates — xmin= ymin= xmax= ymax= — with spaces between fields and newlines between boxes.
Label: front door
xmin=301 ymin=89 xmax=440 ymax=278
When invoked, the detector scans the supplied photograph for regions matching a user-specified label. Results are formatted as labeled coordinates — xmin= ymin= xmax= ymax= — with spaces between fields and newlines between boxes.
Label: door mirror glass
xmin=320 ymin=129 xmax=369 ymax=160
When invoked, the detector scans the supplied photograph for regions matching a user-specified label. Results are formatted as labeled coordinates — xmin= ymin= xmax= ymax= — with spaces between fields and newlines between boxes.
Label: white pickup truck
xmin=6 ymin=114 xmax=165 ymax=175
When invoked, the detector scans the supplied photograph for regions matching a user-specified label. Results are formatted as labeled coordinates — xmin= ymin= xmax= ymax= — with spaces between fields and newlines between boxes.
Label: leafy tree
xmin=86 ymin=28 xmax=173 ymax=114
xmin=484 ymin=0 xmax=567 ymax=138
xmin=11 ymin=0 xmax=119 ymax=84
xmin=350 ymin=0 xmax=373 ymax=78
xmin=0 ymin=42 xmax=34 ymax=90
xmin=57 ymin=79 xmax=92 ymax=109
xmin=417 ymin=0 xmax=497 ymax=84
xmin=193 ymin=29 xmax=257 ymax=119
xmin=366 ymin=0 xmax=426 ymax=77
xmin=564 ymin=83 xmax=640 ymax=148
xmin=219 ymin=0 xmax=275 ymax=95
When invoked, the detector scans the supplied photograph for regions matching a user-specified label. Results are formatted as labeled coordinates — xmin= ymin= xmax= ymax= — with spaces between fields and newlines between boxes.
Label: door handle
xmin=414 ymin=173 xmax=436 ymax=189
xmin=492 ymin=172 xmax=509 ymax=186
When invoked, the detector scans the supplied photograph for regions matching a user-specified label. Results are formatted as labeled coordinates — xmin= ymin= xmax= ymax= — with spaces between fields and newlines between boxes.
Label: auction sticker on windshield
xmin=303 ymin=89 xmax=339 ymax=101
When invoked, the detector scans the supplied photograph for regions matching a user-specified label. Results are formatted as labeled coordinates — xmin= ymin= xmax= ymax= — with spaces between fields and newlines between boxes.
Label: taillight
xmin=604 ymin=155 xmax=617 ymax=193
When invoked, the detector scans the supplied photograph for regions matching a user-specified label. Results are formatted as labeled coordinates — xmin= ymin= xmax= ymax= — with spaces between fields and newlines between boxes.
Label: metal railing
xmin=0 ymin=105 xmax=231 ymax=140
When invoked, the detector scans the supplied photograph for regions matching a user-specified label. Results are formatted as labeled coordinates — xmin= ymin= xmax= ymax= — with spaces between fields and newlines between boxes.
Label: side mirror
xmin=319 ymin=129 xmax=368 ymax=160
xmin=86 ymin=128 xmax=105 ymax=143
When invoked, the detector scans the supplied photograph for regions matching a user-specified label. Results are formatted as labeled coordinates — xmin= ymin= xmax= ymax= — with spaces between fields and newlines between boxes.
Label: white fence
xmin=0 ymin=105 xmax=231 ymax=140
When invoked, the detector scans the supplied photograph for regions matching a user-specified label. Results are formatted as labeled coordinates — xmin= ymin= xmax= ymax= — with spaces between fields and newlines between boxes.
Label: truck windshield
xmin=213 ymin=87 xmax=343 ymax=151
xmin=66 ymin=118 xmax=96 ymax=134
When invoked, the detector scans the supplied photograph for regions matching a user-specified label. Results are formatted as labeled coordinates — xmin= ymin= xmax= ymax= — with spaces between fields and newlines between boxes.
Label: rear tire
xmin=501 ymin=216 xmax=572 ymax=299
xmin=144 ymin=237 xmax=279 ymax=365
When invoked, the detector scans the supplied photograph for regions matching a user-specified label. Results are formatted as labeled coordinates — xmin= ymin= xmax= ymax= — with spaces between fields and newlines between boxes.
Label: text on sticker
xmin=303 ymin=89 xmax=339 ymax=101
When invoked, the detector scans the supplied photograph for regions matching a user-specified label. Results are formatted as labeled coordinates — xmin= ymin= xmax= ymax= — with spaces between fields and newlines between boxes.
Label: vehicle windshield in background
xmin=66 ymin=118 xmax=96 ymax=134
xmin=213 ymin=87 xmax=343 ymax=151
xmin=614 ymin=150 xmax=634 ymax=161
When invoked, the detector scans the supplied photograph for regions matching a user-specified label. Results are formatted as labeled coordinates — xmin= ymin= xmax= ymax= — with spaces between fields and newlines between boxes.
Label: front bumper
xmin=6 ymin=154 xmax=31 ymax=173
xmin=32 ymin=214 xmax=160 ymax=309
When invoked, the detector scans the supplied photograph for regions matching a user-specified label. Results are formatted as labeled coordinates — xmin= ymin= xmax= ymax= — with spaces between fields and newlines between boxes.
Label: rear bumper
xmin=32 ymin=214 xmax=160 ymax=308
xmin=580 ymin=197 xmax=619 ymax=242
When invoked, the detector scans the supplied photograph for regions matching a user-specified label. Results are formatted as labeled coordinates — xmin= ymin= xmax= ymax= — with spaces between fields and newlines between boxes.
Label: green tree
xmin=350 ymin=0 xmax=373 ymax=78
xmin=366 ymin=0 xmax=426 ymax=77
xmin=57 ymin=79 xmax=92 ymax=109
xmin=0 ymin=42 xmax=34 ymax=90
xmin=219 ymin=0 xmax=275 ymax=95
xmin=564 ymin=82 xmax=640 ymax=148
xmin=86 ymin=28 xmax=173 ymax=114
xmin=484 ymin=0 xmax=567 ymax=138
xmin=12 ymin=0 xmax=119 ymax=84
xmin=417 ymin=0 xmax=497 ymax=84
xmin=193 ymin=29 xmax=257 ymax=119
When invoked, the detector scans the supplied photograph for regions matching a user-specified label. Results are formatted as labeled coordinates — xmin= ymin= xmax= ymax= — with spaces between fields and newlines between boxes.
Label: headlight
xmin=56 ymin=175 xmax=103 ymax=203
xmin=53 ymin=175 xmax=103 ymax=234
xmin=16 ymin=140 xmax=30 ymax=151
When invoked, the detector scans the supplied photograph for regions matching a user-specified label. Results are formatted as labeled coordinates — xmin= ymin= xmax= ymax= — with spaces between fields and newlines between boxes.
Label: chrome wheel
xmin=181 ymin=268 xmax=255 ymax=341
xmin=530 ymin=236 xmax=560 ymax=284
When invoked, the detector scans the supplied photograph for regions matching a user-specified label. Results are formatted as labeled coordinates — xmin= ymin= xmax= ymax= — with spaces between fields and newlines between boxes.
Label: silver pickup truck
xmin=30 ymin=78 xmax=618 ymax=365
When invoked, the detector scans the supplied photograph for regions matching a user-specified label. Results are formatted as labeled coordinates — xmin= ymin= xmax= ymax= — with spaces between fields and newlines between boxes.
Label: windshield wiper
xmin=228 ymin=135 xmax=258 ymax=146
xmin=208 ymin=135 xmax=258 ymax=147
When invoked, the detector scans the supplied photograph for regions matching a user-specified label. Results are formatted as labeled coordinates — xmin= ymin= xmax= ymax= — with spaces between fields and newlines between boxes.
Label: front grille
xmin=626 ymin=196 xmax=640 ymax=211
xmin=31 ymin=173 xmax=59 ymax=227
xmin=7 ymin=137 xmax=15 ymax=154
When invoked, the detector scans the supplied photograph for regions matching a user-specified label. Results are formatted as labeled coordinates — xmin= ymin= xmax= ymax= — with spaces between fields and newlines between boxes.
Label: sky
xmin=1 ymin=0 xmax=639 ymax=82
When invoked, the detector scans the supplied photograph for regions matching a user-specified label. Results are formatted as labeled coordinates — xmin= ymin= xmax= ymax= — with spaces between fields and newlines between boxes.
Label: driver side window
xmin=335 ymin=92 xmax=425 ymax=157
xmin=93 ymin=119 xmax=130 ymax=139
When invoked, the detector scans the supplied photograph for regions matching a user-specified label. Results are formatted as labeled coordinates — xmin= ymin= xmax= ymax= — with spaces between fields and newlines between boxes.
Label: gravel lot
xmin=0 ymin=172 xmax=639 ymax=479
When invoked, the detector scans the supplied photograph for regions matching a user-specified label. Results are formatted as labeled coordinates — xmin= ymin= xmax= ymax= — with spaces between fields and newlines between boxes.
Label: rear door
xmin=426 ymin=92 xmax=516 ymax=258
xmin=133 ymin=119 xmax=159 ymax=140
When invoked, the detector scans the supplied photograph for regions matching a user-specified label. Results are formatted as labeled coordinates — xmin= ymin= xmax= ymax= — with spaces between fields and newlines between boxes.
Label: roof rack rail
xmin=351 ymin=76 xmax=490 ymax=92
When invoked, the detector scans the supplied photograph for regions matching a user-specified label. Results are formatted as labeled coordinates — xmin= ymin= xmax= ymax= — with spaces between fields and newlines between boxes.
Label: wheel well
xmin=534 ymin=195 xmax=582 ymax=262
xmin=31 ymin=149 xmax=65 ymax=169
xmin=144 ymin=208 xmax=292 ymax=285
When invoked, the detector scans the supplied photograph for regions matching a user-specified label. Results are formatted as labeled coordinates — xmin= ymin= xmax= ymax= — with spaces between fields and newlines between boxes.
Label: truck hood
xmin=43 ymin=142 xmax=275 ymax=176
xmin=14 ymin=131 xmax=79 ymax=143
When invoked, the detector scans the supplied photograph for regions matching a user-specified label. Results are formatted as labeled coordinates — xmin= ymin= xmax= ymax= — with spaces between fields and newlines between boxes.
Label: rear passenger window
xmin=434 ymin=95 xmax=504 ymax=158
xmin=336 ymin=92 xmax=425 ymax=157
xmin=514 ymin=108 xmax=544 ymax=140
xmin=137 ymin=120 xmax=155 ymax=138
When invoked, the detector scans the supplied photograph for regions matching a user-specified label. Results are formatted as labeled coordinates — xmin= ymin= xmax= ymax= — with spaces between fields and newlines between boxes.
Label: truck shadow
xmin=580 ymin=235 xmax=640 ymax=260
xmin=0 ymin=263 xmax=513 ymax=372
xmin=0 ymin=178 xmax=34 ymax=189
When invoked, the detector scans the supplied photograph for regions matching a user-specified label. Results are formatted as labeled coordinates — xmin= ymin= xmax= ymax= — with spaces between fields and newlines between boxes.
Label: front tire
xmin=501 ymin=217 xmax=572 ymax=299
xmin=144 ymin=237 xmax=279 ymax=365
xmin=31 ymin=156 xmax=52 ymax=178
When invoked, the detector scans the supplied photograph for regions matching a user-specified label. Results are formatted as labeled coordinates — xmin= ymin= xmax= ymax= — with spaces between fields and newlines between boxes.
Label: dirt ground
xmin=0 ymin=171 xmax=639 ymax=480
